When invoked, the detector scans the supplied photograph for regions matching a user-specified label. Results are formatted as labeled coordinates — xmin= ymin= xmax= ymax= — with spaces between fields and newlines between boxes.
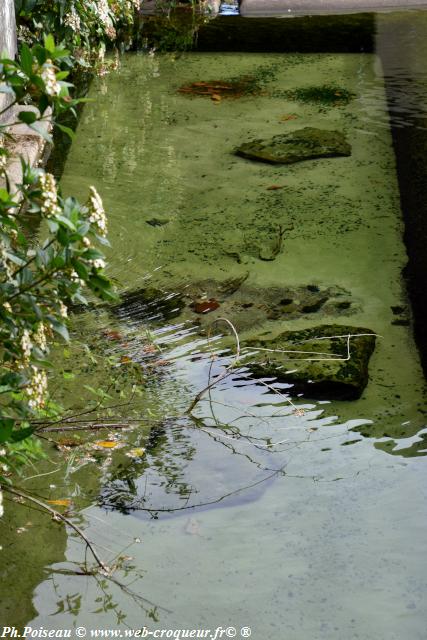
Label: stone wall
xmin=0 ymin=0 xmax=17 ymax=125
xmin=240 ymin=0 xmax=427 ymax=15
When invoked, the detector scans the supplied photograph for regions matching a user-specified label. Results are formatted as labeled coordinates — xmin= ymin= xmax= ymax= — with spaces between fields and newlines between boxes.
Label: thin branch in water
xmin=187 ymin=317 xmax=241 ymax=415
xmin=0 ymin=484 xmax=109 ymax=573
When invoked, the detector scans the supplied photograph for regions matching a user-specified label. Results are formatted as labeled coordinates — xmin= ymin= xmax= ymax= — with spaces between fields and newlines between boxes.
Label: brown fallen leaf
xmin=279 ymin=114 xmax=298 ymax=122
xmin=120 ymin=355 xmax=132 ymax=364
xmin=211 ymin=94 xmax=222 ymax=102
xmin=150 ymin=359 xmax=170 ymax=367
xmin=266 ymin=185 xmax=284 ymax=191
xmin=102 ymin=330 xmax=122 ymax=341
xmin=143 ymin=344 xmax=157 ymax=354
xmin=56 ymin=437 xmax=81 ymax=448
xmin=191 ymin=299 xmax=220 ymax=314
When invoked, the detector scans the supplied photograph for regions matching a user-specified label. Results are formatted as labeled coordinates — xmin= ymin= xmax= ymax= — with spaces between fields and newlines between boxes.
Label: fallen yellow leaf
xmin=47 ymin=499 xmax=71 ymax=507
xmin=95 ymin=440 xmax=119 ymax=448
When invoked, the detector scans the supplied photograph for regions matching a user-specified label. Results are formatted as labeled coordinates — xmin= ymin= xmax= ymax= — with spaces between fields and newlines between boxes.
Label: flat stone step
xmin=239 ymin=0 xmax=427 ymax=15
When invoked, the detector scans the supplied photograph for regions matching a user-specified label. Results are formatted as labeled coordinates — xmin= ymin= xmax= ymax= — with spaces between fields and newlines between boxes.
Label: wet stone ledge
xmin=239 ymin=0 xmax=427 ymax=16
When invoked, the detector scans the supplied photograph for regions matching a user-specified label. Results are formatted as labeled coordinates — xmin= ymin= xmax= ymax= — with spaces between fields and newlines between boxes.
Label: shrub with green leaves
xmin=15 ymin=0 xmax=140 ymax=69
xmin=0 ymin=37 xmax=116 ymax=490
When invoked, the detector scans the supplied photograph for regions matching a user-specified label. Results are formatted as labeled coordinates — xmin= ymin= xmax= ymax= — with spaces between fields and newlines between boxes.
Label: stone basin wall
xmin=0 ymin=0 xmax=17 ymax=125
xmin=239 ymin=0 xmax=427 ymax=16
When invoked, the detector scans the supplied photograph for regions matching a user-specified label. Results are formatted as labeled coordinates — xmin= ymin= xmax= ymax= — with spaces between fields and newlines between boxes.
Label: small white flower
xmin=59 ymin=301 xmax=68 ymax=319
xmin=0 ymin=241 xmax=13 ymax=279
xmin=87 ymin=186 xmax=107 ymax=237
xmin=70 ymin=270 xmax=85 ymax=287
xmin=38 ymin=172 xmax=61 ymax=217
xmin=17 ymin=25 xmax=33 ymax=44
xmin=33 ymin=322 xmax=47 ymax=352
xmin=21 ymin=329 xmax=32 ymax=360
xmin=26 ymin=366 xmax=48 ymax=409
xmin=41 ymin=60 xmax=61 ymax=97
xmin=64 ymin=6 xmax=81 ymax=32
xmin=92 ymin=258 xmax=106 ymax=270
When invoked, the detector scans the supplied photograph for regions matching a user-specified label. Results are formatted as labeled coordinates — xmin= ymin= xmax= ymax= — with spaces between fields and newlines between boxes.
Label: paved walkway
xmin=239 ymin=0 xmax=427 ymax=15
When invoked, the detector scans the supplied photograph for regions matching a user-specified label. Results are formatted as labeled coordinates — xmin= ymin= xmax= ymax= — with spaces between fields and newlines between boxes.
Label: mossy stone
xmin=245 ymin=324 xmax=376 ymax=400
xmin=235 ymin=127 xmax=351 ymax=165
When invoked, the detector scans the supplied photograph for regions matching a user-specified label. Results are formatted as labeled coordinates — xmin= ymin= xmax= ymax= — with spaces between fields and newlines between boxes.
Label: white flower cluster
xmin=26 ymin=366 xmax=48 ymax=410
xmin=91 ymin=258 xmax=106 ymax=270
xmin=17 ymin=25 xmax=33 ymax=44
xmin=39 ymin=172 xmax=61 ymax=217
xmin=59 ymin=301 xmax=68 ymax=318
xmin=87 ymin=186 xmax=107 ymax=236
xmin=21 ymin=329 xmax=32 ymax=360
xmin=70 ymin=270 xmax=85 ymax=287
xmin=33 ymin=323 xmax=47 ymax=352
xmin=94 ymin=0 xmax=111 ymax=25
xmin=64 ymin=6 xmax=81 ymax=32
xmin=41 ymin=60 xmax=61 ymax=97
xmin=0 ymin=242 xmax=13 ymax=279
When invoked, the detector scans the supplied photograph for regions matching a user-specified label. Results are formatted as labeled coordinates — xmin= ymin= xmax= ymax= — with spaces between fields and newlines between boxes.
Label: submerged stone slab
xmin=235 ymin=127 xmax=351 ymax=165
xmin=239 ymin=0 xmax=427 ymax=16
xmin=244 ymin=324 xmax=376 ymax=399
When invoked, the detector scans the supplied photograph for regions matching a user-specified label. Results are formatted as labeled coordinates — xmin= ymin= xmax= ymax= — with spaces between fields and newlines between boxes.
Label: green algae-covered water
xmin=1 ymin=43 xmax=427 ymax=640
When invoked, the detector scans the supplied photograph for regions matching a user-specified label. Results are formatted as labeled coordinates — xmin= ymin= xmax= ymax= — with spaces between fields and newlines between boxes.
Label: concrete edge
xmin=1 ymin=105 xmax=52 ymax=194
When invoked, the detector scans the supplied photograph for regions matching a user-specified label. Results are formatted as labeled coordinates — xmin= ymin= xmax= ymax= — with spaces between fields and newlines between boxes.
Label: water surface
xmin=1 ymin=45 xmax=427 ymax=639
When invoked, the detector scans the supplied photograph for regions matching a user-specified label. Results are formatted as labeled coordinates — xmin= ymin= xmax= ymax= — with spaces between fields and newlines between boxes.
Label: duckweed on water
xmin=277 ymin=84 xmax=355 ymax=106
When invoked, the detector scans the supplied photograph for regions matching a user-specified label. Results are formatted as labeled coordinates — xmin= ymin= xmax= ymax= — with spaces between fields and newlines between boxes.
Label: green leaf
xmin=50 ymin=319 xmax=69 ymax=342
xmin=56 ymin=123 xmax=75 ymax=140
xmin=0 ymin=418 xmax=15 ymax=443
xmin=43 ymin=34 xmax=56 ymax=54
xmin=47 ymin=219 xmax=59 ymax=233
xmin=29 ymin=121 xmax=52 ymax=143
xmin=19 ymin=43 xmax=33 ymax=77
xmin=10 ymin=426 xmax=35 ymax=443
xmin=18 ymin=110 xmax=37 ymax=124
xmin=56 ymin=215 xmax=76 ymax=231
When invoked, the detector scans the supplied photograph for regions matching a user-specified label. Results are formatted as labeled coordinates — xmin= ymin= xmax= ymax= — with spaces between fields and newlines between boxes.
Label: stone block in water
xmin=244 ymin=324 xmax=376 ymax=399
xmin=235 ymin=127 xmax=351 ymax=164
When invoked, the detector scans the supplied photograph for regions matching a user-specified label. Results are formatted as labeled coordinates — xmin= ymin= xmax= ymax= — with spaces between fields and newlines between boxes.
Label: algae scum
xmin=2 ymin=50 xmax=427 ymax=639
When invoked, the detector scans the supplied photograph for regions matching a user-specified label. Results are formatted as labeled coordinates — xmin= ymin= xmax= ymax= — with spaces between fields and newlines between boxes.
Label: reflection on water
xmin=2 ymin=25 xmax=427 ymax=640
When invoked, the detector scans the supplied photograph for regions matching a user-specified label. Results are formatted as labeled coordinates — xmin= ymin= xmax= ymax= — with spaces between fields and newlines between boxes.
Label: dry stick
xmin=1 ymin=484 xmax=109 ymax=573
xmin=41 ymin=422 xmax=133 ymax=433
xmin=186 ymin=317 xmax=241 ymax=415
xmin=3 ymin=485 xmax=170 ymax=613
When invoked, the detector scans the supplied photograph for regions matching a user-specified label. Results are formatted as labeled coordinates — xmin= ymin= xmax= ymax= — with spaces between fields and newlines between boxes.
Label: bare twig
xmin=186 ymin=317 xmax=241 ymax=415
xmin=1 ymin=484 xmax=109 ymax=573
